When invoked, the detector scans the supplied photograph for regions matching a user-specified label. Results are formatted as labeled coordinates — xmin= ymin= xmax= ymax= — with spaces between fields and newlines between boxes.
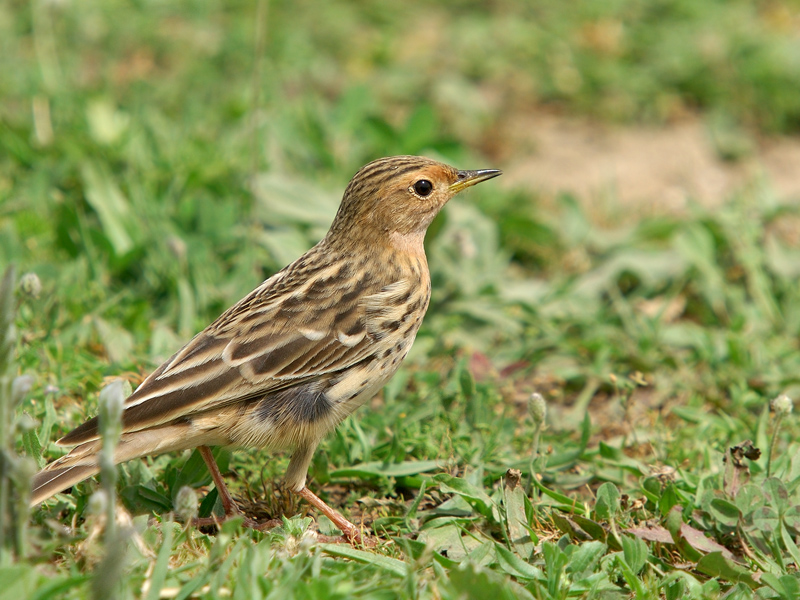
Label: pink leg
xmin=197 ymin=445 xmax=240 ymax=516
xmin=295 ymin=486 xmax=366 ymax=544
xmin=192 ymin=445 xmax=279 ymax=530
xmin=191 ymin=446 xmax=367 ymax=544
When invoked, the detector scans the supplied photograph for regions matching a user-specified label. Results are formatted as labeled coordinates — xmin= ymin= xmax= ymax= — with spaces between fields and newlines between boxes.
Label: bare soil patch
xmin=501 ymin=113 xmax=800 ymax=216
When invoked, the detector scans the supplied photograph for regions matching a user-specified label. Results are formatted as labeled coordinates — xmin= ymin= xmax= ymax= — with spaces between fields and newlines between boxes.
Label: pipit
xmin=31 ymin=155 xmax=501 ymax=542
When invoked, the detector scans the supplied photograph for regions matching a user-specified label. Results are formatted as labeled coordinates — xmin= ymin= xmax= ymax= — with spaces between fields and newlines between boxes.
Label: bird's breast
xmin=224 ymin=253 xmax=433 ymax=451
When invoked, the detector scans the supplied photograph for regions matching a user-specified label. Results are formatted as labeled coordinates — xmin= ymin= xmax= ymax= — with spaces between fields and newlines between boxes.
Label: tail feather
xmin=31 ymin=421 xmax=219 ymax=507
xmin=31 ymin=464 xmax=102 ymax=506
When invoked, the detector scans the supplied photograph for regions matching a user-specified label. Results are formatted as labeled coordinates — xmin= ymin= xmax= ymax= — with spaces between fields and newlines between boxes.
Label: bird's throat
xmin=387 ymin=229 xmax=427 ymax=258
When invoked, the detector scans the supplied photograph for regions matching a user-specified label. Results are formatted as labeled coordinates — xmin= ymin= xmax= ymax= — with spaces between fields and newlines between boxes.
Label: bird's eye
xmin=413 ymin=179 xmax=433 ymax=197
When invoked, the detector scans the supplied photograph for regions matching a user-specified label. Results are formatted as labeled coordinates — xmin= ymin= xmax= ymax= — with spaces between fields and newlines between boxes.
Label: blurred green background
xmin=4 ymin=0 xmax=799 ymax=376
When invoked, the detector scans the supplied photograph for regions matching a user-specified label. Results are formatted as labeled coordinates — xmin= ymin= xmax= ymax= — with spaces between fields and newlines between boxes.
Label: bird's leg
xmin=192 ymin=445 xmax=280 ymax=531
xmin=197 ymin=445 xmax=240 ymax=516
xmin=294 ymin=486 xmax=364 ymax=544
xmin=286 ymin=444 xmax=368 ymax=545
xmin=192 ymin=445 xmax=367 ymax=543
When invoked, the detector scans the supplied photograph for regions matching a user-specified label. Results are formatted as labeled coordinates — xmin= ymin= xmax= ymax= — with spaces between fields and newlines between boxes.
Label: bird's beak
xmin=449 ymin=169 xmax=503 ymax=194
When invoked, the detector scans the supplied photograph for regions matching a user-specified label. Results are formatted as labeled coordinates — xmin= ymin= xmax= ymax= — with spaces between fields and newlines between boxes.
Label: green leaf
xmin=120 ymin=484 xmax=172 ymax=512
xmin=458 ymin=362 xmax=476 ymax=400
xmin=708 ymin=498 xmax=741 ymax=527
xmin=755 ymin=404 xmax=770 ymax=464
xmin=594 ymin=482 xmax=621 ymax=521
xmin=318 ymin=545 xmax=408 ymax=577
xmin=720 ymin=582 xmax=755 ymax=600
xmin=446 ymin=560 xmax=531 ymax=600
xmin=543 ymin=542 xmax=569 ymax=599
xmin=735 ymin=484 xmax=765 ymax=516
xmin=640 ymin=476 xmax=662 ymax=505
xmin=531 ymin=478 xmax=587 ymax=516
xmin=81 ymin=161 xmax=135 ymax=256
xmin=28 ymin=576 xmax=90 ymax=600
xmin=620 ymin=535 xmax=649 ymax=575
xmin=761 ymin=572 xmax=800 ymax=600
xmin=696 ymin=552 xmax=758 ymax=589
xmin=783 ymin=505 xmax=800 ymax=531
xmin=616 ymin=552 xmax=647 ymax=597
xmin=672 ymin=223 xmax=726 ymax=317
xmin=174 ymin=573 xmax=209 ymax=600
xmin=571 ymin=515 xmax=607 ymax=542
xmin=786 ymin=447 xmax=800 ymax=489
xmin=144 ymin=522 xmax=176 ymax=600
xmin=662 ymin=572 xmax=704 ymax=600
xmin=565 ymin=540 xmax=607 ymax=579
xmin=0 ymin=565 xmax=41 ymax=600
xmin=405 ymin=480 xmax=427 ymax=524
xmin=598 ymin=442 xmax=623 ymax=461
xmin=659 ymin=482 xmax=681 ymax=517
xmin=764 ymin=478 xmax=790 ymax=514
xmin=779 ymin=522 xmax=800 ymax=570
xmin=399 ymin=539 xmax=460 ymax=569
xmin=434 ymin=474 xmax=494 ymax=518
xmin=504 ymin=482 xmax=535 ymax=558
xmin=199 ymin=487 xmax=219 ymax=518
xmin=418 ymin=523 xmax=483 ymax=560
xmin=332 ymin=459 xmax=441 ymax=480
xmin=494 ymin=543 xmax=544 ymax=581
xmin=551 ymin=512 xmax=591 ymax=541
xmin=21 ymin=427 xmax=43 ymax=469
xmin=753 ymin=506 xmax=780 ymax=533
xmin=172 ymin=448 xmax=214 ymax=494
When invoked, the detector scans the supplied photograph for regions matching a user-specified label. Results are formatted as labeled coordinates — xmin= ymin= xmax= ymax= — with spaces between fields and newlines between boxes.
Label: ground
xmin=504 ymin=112 xmax=800 ymax=215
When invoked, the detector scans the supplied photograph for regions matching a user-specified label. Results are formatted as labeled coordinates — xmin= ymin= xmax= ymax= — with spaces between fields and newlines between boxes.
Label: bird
xmin=31 ymin=155 xmax=502 ymax=542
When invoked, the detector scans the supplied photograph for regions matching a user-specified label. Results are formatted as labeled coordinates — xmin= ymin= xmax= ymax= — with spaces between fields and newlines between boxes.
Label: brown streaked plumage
xmin=31 ymin=155 xmax=501 ymax=542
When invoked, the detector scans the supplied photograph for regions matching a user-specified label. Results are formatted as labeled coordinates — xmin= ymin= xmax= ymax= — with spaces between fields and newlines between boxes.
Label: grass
xmin=3 ymin=0 xmax=800 ymax=598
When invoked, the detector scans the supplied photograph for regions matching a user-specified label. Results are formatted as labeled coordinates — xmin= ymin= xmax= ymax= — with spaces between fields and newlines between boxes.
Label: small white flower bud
xmin=771 ymin=394 xmax=793 ymax=416
xmin=528 ymin=393 xmax=547 ymax=428
xmin=298 ymin=528 xmax=318 ymax=552
xmin=16 ymin=413 xmax=37 ymax=432
xmin=174 ymin=486 xmax=198 ymax=523
xmin=88 ymin=490 xmax=108 ymax=516
xmin=19 ymin=272 xmax=42 ymax=298
xmin=12 ymin=374 xmax=35 ymax=405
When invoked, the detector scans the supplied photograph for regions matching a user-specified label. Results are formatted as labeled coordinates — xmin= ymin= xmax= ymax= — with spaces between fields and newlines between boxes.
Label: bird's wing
xmin=59 ymin=260 xmax=407 ymax=446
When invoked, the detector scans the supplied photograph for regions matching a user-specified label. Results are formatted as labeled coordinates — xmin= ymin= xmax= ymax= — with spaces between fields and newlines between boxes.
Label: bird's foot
xmin=195 ymin=447 xmax=373 ymax=544
xmin=294 ymin=486 xmax=375 ymax=546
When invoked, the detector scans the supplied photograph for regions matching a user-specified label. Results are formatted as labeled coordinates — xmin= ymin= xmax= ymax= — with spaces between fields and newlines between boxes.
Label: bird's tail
xmin=31 ymin=422 xmax=209 ymax=506
xmin=31 ymin=462 xmax=102 ymax=506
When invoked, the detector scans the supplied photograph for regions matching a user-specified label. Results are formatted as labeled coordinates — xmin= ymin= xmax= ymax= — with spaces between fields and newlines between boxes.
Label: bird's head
xmin=328 ymin=156 xmax=501 ymax=250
